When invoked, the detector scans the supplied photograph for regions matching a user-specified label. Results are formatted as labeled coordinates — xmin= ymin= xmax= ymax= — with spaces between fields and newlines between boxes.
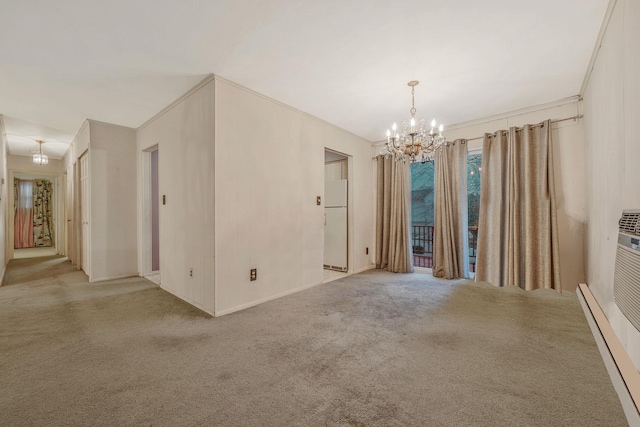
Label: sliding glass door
xmin=410 ymin=151 xmax=482 ymax=272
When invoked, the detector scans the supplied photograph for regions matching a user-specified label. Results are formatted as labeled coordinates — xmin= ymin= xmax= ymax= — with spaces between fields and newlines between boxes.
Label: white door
xmin=80 ymin=153 xmax=90 ymax=275
xmin=150 ymin=149 xmax=160 ymax=272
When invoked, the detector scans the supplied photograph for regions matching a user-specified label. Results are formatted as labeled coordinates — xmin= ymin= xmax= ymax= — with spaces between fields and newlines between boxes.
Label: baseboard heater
xmin=576 ymin=211 xmax=640 ymax=425
xmin=615 ymin=210 xmax=640 ymax=332
xmin=578 ymin=284 xmax=640 ymax=426
xmin=323 ymin=264 xmax=347 ymax=272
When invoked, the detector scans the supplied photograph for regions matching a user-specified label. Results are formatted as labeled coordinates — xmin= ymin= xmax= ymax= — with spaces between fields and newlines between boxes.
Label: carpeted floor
xmin=0 ymin=256 xmax=628 ymax=426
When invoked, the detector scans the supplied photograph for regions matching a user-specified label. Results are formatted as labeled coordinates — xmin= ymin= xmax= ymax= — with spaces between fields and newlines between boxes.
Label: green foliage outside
xmin=467 ymin=153 xmax=482 ymax=227
xmin=410 ymin=153 xmax=482 ymax=227
xmin=410 ymin=161 xmax=435 ymax=226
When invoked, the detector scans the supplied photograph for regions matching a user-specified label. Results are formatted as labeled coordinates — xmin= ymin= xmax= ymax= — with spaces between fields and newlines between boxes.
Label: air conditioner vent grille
xmin=619 ymin=211 xmax=640 ymax=235
xmin=614 ymin=244 xmax=640 ymax=333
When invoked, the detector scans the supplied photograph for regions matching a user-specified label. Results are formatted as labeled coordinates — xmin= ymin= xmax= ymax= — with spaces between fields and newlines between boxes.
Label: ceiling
xmin=0 ymin=1 xmax=609 ymax=158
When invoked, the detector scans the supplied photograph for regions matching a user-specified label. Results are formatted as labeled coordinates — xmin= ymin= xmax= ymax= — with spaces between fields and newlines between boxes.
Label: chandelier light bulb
xmin=431 ymin=119 xmax=436 ymax=128
xmin=410 ymin=117 xmax=416 ymax=128
xmin=439 ymin=124 xmax=444 ymax=135
xmin=392 ymin=122 xmax=397 ymax=131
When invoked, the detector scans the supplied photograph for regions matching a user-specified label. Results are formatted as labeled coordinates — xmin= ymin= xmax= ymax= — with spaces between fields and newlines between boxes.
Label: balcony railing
xmin=412 ymin=224 xmax=478 ymax=272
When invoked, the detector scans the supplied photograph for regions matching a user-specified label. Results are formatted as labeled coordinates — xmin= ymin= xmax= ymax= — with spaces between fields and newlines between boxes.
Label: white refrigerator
xmin=324 ymin=180 xmax=348 ymax=271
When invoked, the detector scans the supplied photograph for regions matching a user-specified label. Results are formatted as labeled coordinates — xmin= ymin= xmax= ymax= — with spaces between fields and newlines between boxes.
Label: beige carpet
xmin=0 ymin=256 xmax=628 ymax=426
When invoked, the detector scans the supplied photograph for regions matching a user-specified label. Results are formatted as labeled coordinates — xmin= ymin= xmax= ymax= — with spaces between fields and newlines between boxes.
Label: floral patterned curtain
xmin=33 ymin=179 xmax=54 ymax=247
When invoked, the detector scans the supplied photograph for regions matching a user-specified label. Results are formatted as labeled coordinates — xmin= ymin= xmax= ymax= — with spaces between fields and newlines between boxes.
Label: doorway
xmin=13 ymin=173 xmax=58 ymax=259
xmin=323 ymin=149 xmax=349 ymax=283
xmin=80 ymin=152 xmax=90 ymax=275
xmin=142 ymin=147 xmax=160 ymax=284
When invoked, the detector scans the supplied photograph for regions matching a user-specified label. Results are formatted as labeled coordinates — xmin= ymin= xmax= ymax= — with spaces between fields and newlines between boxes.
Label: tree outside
xmin=410 ymin=153 xmax=482 ymax=271
xmin=411 ymin=154 xmax=481 ymax=227
xmin=467 ymin=153 xmax=482 ymax=227
xmin=410 ymin=161 xmax=434 ymax=226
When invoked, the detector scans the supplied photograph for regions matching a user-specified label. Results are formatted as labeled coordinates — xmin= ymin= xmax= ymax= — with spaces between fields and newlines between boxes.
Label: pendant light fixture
xmin=33 ymin=140 xmax=49 ymax=165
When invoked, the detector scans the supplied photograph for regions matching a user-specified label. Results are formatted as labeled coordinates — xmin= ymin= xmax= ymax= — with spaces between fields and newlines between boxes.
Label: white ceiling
xmin=0 ymin=0 xmax=609 ymax=158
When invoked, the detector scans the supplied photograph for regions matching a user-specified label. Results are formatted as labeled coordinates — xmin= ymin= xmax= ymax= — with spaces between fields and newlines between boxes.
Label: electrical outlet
xmin=366 ymin=247 xmax=369 ymax=255
xmin=250 ymin=268 xmax=257 ymax=281
xmin=189 ymin=268 xmax=193 ymax=278
xmin=317 ymin=196 xmax=321 ymax=205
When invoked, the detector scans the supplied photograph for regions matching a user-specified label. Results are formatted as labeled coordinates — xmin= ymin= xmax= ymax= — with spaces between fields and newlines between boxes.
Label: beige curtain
xmin=475 ymin=120 xmax=561 ymax=291
xmin=433 ymin=140 xmax=469 ymax=279
xmin=376 ymin=156 xmax=413 ymax=273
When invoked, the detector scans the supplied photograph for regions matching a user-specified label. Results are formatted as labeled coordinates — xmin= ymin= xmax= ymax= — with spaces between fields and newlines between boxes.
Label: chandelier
xmin=33 ymin=140 xmax=49 ymax=165
xmin=381 ymin=81 xmax=446 ymax=163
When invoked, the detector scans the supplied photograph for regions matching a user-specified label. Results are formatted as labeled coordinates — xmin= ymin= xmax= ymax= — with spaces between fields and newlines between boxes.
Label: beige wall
xmin=8 ymin=155 xmax=65 ymax=175
xmin=214 ymin=78 xmax=374 ymax=315
xmin=0 ymin=118 xmax=9 ymax=280
xmin=137 ymin=76 xmax=375 ymax=316
xmin=88 ymin=121 xmax=137 ymax=281
xmin=583 ymin=0 xmax=640 ymax=371
xmin=137 ymin=78 xmax=216 ymax=314
xmin=62 ymin=121 xmax=89 ymax=267
xmin=63 ymin=120 xmax=137 ymax=282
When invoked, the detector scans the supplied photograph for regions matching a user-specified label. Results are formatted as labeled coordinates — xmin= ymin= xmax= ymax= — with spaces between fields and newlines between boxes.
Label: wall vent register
xmin=614 ymin=210 xmax=640 ymax=333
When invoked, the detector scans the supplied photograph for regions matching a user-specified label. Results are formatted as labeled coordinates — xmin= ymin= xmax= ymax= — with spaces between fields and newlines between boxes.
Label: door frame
xmin=141 ymin=145 xmax=159 ymax=277
xmin=323 ymin=148 xmax=354 ymax=275
xmin=78 ymin=151 xmax=90 ymax=276
xmin=8 ymin=170 xmax=63 ymax=260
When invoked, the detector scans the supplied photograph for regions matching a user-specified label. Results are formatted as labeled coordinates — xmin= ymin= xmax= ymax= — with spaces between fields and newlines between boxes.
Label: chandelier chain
xmin=410 ymin=86 xmax=416 ymax=117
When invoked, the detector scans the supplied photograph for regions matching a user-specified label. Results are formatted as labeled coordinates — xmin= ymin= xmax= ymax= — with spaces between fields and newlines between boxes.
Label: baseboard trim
xmin=577 ymin=283 xmax=640 ymax=426
xmin=354 ymin=264 xmax=376 ymax=274
xmin=0 ymin=264 xmax=6 ymax=286
xmin=89 ymin=273 xmax=139 ymax=283
xmin=157 ymin=284 xmax=215 ymax=317
xmin=216 ymin=280 xmax=324 ymax=317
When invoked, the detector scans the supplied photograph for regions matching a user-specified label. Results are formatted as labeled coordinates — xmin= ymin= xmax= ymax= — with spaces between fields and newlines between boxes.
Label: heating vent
xmin=618 ymin=210 xmax=640 ymax=235
xmin=614 ymin=211 xmax=640 ymax=333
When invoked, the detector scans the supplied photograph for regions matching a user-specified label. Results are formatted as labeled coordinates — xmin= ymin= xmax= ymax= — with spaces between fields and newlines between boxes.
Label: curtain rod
xmin=372 ymin=114 xmax=583 ymax=159
xmin=463 ymin=114 xmax=584 ymax=142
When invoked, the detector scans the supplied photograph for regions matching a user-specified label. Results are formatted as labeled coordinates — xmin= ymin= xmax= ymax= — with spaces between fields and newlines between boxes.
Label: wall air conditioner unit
xmin=614 ymin=209 xmax=640 ymax=333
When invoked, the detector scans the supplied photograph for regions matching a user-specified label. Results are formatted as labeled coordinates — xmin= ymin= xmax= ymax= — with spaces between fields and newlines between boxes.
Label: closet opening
xmin=142 ymin=146 xmax=160 ymax=285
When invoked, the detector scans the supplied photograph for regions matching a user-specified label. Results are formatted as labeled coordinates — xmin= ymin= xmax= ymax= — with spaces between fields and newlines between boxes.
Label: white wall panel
xmin=7 ymin=155 xmax=65 ymax=175
xmin=214 ymin=78 xmax=374 ymax=315
xmin=583 ymin=0 xmax=640 ymax=371
xmin=137 ymin=79 xmax=215 ymax=314
xmin=89 ymin=121 xmax=137 ymax=281
xmin=0 ymin=117 xmax=9 ymax=276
